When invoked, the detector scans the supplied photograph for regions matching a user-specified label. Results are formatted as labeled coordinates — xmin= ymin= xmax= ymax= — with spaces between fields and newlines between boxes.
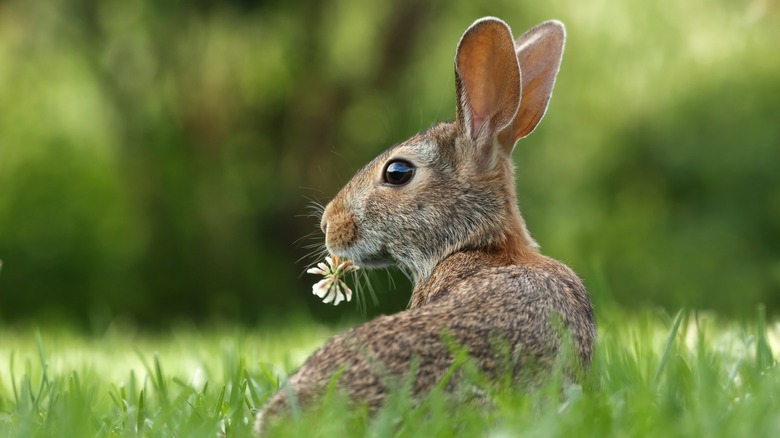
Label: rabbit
xmin=254 ymin=17 xmax=595 ymax=435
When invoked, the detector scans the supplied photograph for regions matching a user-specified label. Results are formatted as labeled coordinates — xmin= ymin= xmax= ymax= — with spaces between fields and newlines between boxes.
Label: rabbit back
xmin=256 ymin=251 xmax=594 ymax=432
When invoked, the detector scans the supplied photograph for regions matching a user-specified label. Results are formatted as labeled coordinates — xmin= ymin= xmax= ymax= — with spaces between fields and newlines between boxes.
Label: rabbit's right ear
xmin=455 ymin=18 xmax=522 ymax=164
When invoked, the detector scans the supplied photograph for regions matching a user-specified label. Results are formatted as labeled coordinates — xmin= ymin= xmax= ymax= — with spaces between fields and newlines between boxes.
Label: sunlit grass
xmin=1 ymin=308 xmax=778 ymax=437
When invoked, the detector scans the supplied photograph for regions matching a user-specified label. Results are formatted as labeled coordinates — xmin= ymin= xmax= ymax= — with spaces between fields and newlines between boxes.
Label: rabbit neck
xmin=499 ymin=159 xmax=539 ymax=254
xmin=478 ymin=154 xmax=541 ymax=263
xmin=409 ymin=183 xmax=545 ymax=308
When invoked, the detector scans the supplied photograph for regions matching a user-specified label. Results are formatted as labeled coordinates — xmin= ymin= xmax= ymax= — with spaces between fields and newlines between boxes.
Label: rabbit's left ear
xmin=455 ymin=18 xmax=521 ymax=160
xmin=500 ymin=20 xmax=565 ymax=146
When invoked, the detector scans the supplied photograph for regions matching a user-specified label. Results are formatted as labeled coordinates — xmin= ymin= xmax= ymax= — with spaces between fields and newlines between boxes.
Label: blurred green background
xmin=0 ymin=0 xmax=778 ymax=328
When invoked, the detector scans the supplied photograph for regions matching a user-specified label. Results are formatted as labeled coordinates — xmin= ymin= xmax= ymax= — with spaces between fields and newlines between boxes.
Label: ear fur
xmin=455 ymin=17 xmax=522 ymax=158
xmin=504 ymin=20 xmax=566 ymax=145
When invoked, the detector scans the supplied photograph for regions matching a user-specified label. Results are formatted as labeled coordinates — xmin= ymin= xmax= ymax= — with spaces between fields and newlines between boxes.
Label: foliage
xmin=1 ymin=309 xmax=779 ymax=436
xmin=0 ymin=0 xmax=779 ymax=323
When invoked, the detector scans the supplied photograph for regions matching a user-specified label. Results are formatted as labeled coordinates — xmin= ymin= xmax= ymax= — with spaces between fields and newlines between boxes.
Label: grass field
xmin=1 ymin=308 xmax=779 ymax=437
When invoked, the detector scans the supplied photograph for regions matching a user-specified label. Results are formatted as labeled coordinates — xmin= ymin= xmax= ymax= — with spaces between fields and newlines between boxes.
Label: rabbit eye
xmin=383 ymin=160 xmax=415 ymax=186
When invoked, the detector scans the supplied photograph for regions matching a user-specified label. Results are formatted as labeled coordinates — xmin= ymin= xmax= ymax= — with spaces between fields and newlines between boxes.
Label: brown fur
xmin=254 ymin=18 xmax=595 ymax=435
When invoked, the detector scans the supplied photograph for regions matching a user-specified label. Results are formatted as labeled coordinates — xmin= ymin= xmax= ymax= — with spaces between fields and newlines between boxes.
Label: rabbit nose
xmin=320 ymin=202 xmax=333 ymax=234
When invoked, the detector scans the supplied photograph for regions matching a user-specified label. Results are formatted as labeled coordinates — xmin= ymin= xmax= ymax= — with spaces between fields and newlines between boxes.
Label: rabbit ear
xmin=502 ymin=20 xmax=565 ymax=144
xmin=455 ymin=18 xmax=521 ymax=157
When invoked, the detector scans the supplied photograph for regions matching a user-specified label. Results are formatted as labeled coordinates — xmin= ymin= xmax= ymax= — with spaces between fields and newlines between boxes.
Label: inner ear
xmin=455 ymin=18 xmax=521 ymax=151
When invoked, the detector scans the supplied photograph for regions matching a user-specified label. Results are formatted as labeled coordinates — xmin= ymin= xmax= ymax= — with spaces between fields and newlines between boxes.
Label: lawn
xmin=1 ymin=308 xmax=779 ymax=437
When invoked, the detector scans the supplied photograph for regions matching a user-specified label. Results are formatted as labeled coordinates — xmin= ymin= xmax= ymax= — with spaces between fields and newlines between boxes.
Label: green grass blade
xmin=137 ymin=389 xmax=145 ymax=433
xmin=154 ymin=353 xmax=168 ymax=405
xmin=212 ymin=385 xmax=226 ymax=418
xmin=32 ymin=332 xmax=51 ymax=413
xmin=244 ymin=370 xmax=262 ymax=408
xmin=756 ymin=304 xmax=774 ymax=369
xmin=654 ymin=308 xmax=687 ymax=387
xmin=9 ymin=350 xmax=18 ymax=405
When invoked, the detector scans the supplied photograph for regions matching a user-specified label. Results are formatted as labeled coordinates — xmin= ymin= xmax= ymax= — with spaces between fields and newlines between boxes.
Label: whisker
xmin=295 ymin=213 xmax=322 ymax=222
xmin=386 ymin=269 xmax=397 ymax=291
xmin=293 ymin=198 xmax=328 ymax=272
xmin=298 ymin=209 xmax=325 ymax=221
xmin=303 ymin=197 xmax=326 ymax=215
xmin=297 ymin=248 xmax=327 ymax=267
xmin=301 ymin=248 xmax=328 ymax=268
xmin=293 ymin=231 xmax=321 ymax=246
xmin=398 ymin=267 xmax=413 ymax=284
xmin=363 ymin=270 xmax=380 ymax=307
xmin=296 ymin=244 xmax=329 ymax=277
xmin=298 ymin=187 xmax=327 ymax=197
xmin=353 ymin=271 xmax=367 ymax=316
xmin=294 ymin=233 xmax=325 ymax=255
xmin=304 ymin=200 xmax=326 ymax=211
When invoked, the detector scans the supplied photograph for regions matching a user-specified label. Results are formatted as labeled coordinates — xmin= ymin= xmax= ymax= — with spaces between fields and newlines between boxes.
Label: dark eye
xmin=383 ymin=160 xmax=415 ymax=186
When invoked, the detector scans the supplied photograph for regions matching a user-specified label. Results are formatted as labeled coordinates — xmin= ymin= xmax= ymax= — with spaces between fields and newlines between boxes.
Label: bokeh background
xmin=0 ymin=0 xmax=778 ymax=329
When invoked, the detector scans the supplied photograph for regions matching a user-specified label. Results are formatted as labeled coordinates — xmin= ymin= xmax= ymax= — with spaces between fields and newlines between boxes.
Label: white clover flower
xmin=307 ymin=256 xmax=359 ymax=306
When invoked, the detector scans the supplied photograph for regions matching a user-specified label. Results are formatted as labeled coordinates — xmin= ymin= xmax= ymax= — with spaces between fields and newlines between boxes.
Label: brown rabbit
xmin=255 ymin=17 xmax=595 ymax=434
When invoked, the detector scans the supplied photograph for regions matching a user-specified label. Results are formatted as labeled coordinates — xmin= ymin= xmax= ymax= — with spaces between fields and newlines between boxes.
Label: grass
xmin=1 ymin=308 xmax=779 ymax=437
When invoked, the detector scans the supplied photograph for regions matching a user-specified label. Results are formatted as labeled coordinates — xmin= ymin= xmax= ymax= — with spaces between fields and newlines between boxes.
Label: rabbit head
xmin=320 ymin=18 xmax=565 ymax=283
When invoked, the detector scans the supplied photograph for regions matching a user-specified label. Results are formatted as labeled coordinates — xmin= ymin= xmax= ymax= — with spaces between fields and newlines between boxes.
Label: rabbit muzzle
xmin=321 ymin=197 xmax=374 ymax=262
xmin=321 ymin=197 xmax=395 ymax=268
xmin=321 ymin=200 xmax=356 ymax=250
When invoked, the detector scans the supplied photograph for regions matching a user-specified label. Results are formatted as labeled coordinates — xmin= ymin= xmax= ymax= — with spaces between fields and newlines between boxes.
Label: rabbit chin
xmin=330 ymin=245 xmax=395 ymax=269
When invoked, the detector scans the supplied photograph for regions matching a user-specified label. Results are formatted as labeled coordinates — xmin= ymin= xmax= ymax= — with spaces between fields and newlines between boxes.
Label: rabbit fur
xmin=255 ymin=17 xmax=595 ymax=434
